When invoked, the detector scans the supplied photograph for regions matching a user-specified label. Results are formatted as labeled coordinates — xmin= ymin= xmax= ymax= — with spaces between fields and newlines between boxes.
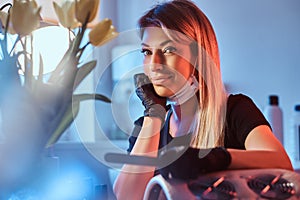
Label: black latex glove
xmin=134 ymin=73 xmax=167 ymax=122
xmin=158 ymin=146 xmax=231 ymax=180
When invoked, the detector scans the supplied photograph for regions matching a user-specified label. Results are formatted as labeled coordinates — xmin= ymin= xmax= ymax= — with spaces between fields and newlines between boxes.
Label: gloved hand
xmin=134 ymin=73 xmax=167 ymax=122
xmin=158 ymin=146 xmax=231 ymax=180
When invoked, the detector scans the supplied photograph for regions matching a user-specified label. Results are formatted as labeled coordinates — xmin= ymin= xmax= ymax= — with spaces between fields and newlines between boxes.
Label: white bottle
xmin=263 ymin=95 xmax=284 ymax=144
xmin=289 ymin=105 xmax=300 ymax=170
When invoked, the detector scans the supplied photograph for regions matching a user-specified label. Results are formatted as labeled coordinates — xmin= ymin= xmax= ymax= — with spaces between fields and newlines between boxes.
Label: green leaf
xmin=45 ymin=93 xmax=110 ymax=148
xmin=73 ymin=60 xmax=97 ymax=89
xmin=37 ymin=54 xmax=43 ymax=83
xmin=45 ymin=100 xmax=80 ymax=148
xmin=48 ymin=40 xmax=77 ymax=84
xmin=95 ymin=93 xmax=111 ymax=103
xmin=74 ymin=93 xmax=111 ymax=103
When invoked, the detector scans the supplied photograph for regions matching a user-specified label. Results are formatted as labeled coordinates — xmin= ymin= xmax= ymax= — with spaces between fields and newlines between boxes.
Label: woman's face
xmin=141 ymin=27 xmax=196 ymax=97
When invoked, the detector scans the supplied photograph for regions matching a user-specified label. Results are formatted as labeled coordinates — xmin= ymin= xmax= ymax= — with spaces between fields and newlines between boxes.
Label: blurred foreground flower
xmin=53 ymin=0 xmax=79 ymax=30
xmin=10 ymin=0 xmax=41 ymax=36
xmin=75 ymin=0 xmax=100 ymax=24
xmin=89 ymin=18 xmax=118 ymax=46
xmin=0 ymin=0 xmax=118 ymax=189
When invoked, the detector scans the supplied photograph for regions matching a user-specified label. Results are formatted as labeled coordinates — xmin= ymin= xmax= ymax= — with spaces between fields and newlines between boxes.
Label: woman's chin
xmin=153 ymin=85 xmax=173 ymax=97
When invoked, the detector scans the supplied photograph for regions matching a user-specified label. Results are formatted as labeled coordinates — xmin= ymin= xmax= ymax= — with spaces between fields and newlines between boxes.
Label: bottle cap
xmin=295 ymin=105 xmax=300 ymax=111
xmin=269 ymin=95 xmax=279 ymax=106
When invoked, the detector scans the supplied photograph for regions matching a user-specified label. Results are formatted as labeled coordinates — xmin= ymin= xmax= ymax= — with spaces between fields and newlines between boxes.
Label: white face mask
xmin=167 ymin=75 xmax=199 ymax=105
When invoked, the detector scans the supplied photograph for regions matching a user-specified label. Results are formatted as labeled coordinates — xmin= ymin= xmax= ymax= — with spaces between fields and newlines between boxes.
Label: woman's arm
xmin=228 ymin=125 xmax=293 ymax=170
xmin=113 ymin=117 xmax=162 ymax=200
xmin=113 ymin=73 xmax=167 ymax=199
xmin=112 ymin=73 xmax=167 ymax=199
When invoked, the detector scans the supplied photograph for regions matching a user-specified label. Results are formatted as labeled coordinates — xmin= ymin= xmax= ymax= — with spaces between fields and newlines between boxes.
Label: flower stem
xmin=8 ymin=36 xmax=21 ymax=56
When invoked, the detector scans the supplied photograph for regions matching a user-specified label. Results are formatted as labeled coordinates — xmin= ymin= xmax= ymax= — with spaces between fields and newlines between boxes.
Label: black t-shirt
xmin=127 ymin=94 xmax=270 ymax=152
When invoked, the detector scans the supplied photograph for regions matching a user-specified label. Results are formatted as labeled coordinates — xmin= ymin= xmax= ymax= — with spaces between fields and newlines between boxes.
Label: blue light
xmin=8 ymin=162 xmax=98 ymax=200
xmin=43 ymin=164 xmax=95 ymax=199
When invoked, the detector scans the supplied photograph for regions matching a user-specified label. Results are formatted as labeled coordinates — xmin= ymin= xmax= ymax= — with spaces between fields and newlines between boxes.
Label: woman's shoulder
xmin=227 ymin=93 xmax=253 ymax=103
xmin=225 ymin=93 xmax=268 ymax=148
xmin=226 ymin=93 xmax=258 ymax=114
xmin=227 ymin=93 xmax=255 ymax=106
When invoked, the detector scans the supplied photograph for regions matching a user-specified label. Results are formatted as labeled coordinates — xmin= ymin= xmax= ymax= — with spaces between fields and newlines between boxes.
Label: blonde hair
xmin=138 ymin=0 xmax=228 ymax=148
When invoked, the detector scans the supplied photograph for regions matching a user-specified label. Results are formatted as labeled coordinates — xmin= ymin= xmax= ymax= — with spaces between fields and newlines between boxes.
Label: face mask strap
xmin=167 ymin=74 xmax=199 ymax=105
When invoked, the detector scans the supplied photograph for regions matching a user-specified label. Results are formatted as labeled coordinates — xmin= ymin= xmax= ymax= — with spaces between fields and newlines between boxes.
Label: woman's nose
xmin=149 ymin=51 xmax=164 ymax=71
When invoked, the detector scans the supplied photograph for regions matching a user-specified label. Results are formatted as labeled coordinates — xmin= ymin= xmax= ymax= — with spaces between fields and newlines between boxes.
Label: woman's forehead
xmin=141 ymin=27 xmax=194 ymax=47
xmin=141 ymin=27 xmax=170 ymax=46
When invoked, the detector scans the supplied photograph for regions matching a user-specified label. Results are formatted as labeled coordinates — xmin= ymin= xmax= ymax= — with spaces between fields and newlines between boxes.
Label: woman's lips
xmin=150 ymin=75 xmax=172 ymax=85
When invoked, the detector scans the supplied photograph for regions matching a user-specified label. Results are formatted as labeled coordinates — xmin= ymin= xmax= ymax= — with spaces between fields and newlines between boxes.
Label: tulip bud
xmin=53 ymin=0 xmax=79 ymax=29
xmin=10 ymin=0 xmax=41 ymax=36
xmin=75 ymin=0 xmax=100 ymax=24
xmin=88 ymin=18 xmax=118 ymax=46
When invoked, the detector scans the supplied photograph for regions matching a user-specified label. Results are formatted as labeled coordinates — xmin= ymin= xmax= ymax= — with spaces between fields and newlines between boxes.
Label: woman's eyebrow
xmin=141 ymin=40 xmax=173 ymax=47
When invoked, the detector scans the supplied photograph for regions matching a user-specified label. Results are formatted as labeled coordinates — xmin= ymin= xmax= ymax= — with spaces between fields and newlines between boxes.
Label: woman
xmin=113 ymin=0 xmax=293 ymax=199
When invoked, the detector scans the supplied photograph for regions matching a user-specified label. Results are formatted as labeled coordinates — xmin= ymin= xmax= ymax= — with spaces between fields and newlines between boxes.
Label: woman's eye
xmin=163 ymin=46 xmax=177 ymax=54
xmin=141 ymin=49 xmax=151 ymax=56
